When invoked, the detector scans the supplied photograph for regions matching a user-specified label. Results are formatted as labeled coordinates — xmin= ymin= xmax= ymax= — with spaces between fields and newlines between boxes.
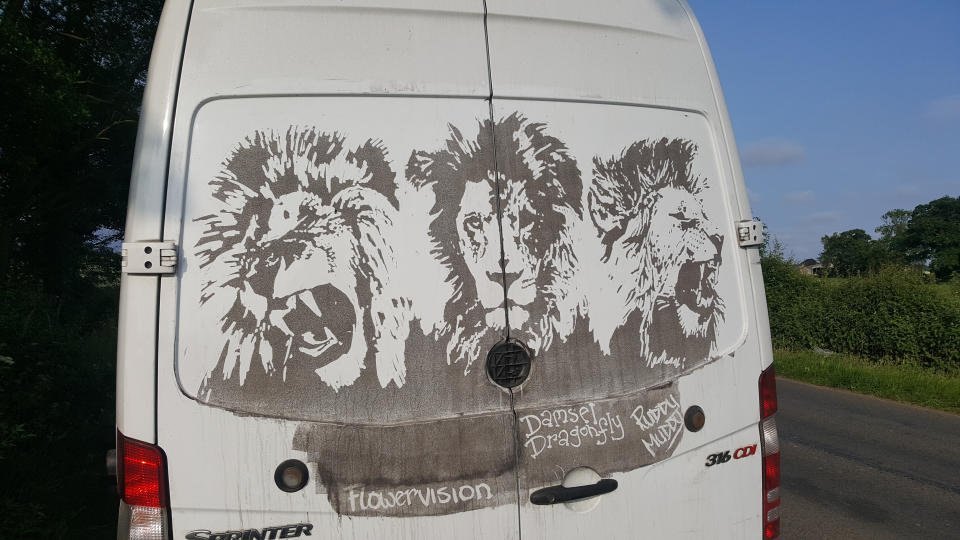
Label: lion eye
xmin=669 ymin=211 xmax=701 ymax=231
xmin=462 ymin=214 xmax=483 ymax=233
xmin=283 ymin=210 xmax=291 ymax=219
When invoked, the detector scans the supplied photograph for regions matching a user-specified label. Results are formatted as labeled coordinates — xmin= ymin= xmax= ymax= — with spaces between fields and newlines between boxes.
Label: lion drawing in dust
xmin=406 ymin=113 xmax=583 ymax=371
xmin=588 ymin=138 xmax=724 ymax=369
xmin=194 ymin=127 xmax=410 ymax=398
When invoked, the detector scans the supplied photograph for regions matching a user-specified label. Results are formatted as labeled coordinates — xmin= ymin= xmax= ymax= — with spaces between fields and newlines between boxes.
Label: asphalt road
xmin=777 ymin=378 xmax=960 ymax=539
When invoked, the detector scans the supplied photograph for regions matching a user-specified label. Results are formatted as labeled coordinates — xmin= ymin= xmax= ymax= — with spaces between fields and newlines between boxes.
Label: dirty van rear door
xmin=156 ymin=2 xmax=521 ymax=538
xmin=486 ymin=2 xmax=765 ymax=539
xmin=488 ymin=98 xmax=755 ymax=539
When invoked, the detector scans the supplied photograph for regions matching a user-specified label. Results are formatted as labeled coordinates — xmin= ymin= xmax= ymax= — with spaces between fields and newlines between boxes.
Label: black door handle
xmin=529 ymin=478 xmax=618 ymax=505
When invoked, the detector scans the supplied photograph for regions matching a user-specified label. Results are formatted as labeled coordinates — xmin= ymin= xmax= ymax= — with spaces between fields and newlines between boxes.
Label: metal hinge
xmin=121 ymin=241 xmax=177 ymax=274
xmin=737 ymin=220 xmax=764 ymax=248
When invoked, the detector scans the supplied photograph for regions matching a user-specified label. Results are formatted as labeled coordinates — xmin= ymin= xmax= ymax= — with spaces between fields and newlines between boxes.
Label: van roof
xmin=175 ymin=0 xmax=716 ymax=114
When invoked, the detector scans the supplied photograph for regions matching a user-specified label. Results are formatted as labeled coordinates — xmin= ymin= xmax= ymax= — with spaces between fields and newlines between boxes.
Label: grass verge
xmin=774 ymin=349 xmax=960 ymax=414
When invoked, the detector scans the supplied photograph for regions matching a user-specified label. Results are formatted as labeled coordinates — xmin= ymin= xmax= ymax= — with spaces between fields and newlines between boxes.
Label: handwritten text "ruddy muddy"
xmin=631 ymin=394 xmax=683 ymax=457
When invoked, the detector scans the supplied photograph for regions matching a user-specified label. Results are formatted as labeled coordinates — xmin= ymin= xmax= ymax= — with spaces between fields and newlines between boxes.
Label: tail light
xmin=759 ymin=365 xmax=780 ymax=539
xmin=117 ymin=431 xmax=170 ymax=540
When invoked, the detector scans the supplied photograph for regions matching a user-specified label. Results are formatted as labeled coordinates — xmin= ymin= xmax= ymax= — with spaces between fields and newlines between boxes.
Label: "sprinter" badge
xmin=185 ymin=523 xmax=312 ymax=540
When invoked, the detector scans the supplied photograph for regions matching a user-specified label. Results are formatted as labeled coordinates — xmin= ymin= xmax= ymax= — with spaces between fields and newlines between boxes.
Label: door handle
xmin=529 ymin=478 xmax=618 ymax=505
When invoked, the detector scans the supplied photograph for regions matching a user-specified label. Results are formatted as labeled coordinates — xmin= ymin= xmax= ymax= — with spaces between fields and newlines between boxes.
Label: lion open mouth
xmin=647 ymin=256 xmax=723 ymax=367
xmin=271 ymin=284 xmax=357 ymax=379
xmin=672 ymin=258 xmax=720 ymax=338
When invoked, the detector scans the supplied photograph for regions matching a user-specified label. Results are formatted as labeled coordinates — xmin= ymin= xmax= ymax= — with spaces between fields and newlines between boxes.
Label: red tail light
xmin=759 ymin=364 xmax=778 ymax=419
xmin=763 ymin=450 xmax=781 ymax=538
xmin=117 ymin=431 xmax=168 ymax=508
xmin=759 ymin=364 xmax=780 ymax=538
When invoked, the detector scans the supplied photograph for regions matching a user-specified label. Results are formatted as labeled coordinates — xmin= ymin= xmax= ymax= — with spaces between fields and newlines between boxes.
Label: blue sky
xmin=688 ymin=1 xmax=960 ymax=259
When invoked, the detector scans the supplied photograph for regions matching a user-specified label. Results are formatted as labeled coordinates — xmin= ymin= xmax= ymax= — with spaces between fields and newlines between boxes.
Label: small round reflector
xmin=275 ymin=459 xmax=309 ymax=493
xmin=684 ymin=405 xmax=706 ymax=432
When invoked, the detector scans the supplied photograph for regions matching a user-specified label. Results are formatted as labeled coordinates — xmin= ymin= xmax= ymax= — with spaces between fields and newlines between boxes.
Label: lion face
xmin=645 ymin=187 xmax=723 ymax=297
xmin=456 ymin=178 xmax=508 ymax=330
xmin=644 ymin=187 xmax=724 ymax=367
xmin=589 ymin=138 xmax=724 ymax=366
xmin=408 ymin=113 xmax=582 ymax=368
xmin=455 ymin=177 xmax=543 ymax=332
xmin=498 ymin=179 xmax=549 ymax=331
xmin=248 ymin=187 xmax=365 ymax=374
xmin=195 ymin=128 xmax=408 ymax=395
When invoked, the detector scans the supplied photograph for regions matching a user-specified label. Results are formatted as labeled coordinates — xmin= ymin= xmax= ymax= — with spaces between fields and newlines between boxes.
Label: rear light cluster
xmin=758 ymin=365 xmax=780 ymax=539
xmin=117 ymin=431 xmax=170 ymax=540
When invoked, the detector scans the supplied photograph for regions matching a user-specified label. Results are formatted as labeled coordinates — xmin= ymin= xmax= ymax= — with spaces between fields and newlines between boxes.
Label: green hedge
xmin=0 ymin=279 xmax=120 ymax=537
xmin=762 ymin=258 xmax=960 ymax=372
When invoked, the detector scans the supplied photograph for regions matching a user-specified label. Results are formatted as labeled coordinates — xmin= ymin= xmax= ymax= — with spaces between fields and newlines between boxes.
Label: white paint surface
xmin=117 ymin=0 xmax=775 ymax=538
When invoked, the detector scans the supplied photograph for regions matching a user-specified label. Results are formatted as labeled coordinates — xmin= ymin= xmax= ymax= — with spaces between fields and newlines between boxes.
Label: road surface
xmin=777 ymin=378 xmax=960 ymax=539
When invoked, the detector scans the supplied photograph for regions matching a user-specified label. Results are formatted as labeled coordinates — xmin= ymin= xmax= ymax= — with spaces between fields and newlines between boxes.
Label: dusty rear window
xmin=175 ymin=97 xmax=746 ymax=423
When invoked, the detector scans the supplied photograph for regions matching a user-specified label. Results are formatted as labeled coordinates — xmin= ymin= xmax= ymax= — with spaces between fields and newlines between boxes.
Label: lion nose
xmin=487 ymin=270 xmax=522 ymax=288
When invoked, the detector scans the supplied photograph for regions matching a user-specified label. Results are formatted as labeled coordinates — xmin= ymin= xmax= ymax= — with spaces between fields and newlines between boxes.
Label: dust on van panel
xmin=177 ymin=97 xmax=512 ymax=424
xmin=178 ymin=97 xmax=743 ymax=417
xmin=491 ymin=100 xmax=746 ymax=407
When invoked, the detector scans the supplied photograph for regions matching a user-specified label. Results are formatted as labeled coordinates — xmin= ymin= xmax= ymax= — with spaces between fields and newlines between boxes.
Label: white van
xmin=115 ymin=1 xmax=781 ymax=539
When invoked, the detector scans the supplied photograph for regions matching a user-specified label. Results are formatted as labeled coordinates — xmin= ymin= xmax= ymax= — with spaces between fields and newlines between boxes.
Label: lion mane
xmin=194 ymin=127 xmax=410 ymax=399
xmin=589 ymin=138 xmax=724 ymax=368
xmin=405 ymin=113 xmax=582 ymax=370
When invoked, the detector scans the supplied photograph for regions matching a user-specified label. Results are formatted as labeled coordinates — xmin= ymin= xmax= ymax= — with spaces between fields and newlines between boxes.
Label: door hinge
xmin=121 ymin=241 xmax=177 ymax=274
xmin=737 ymin=220 xmax=764 ymax=248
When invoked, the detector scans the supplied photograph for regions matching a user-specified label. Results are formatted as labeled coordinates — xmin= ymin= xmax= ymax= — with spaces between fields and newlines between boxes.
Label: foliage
xmin=818 ymin=196 xmax=959 ymax=280
xmin=819 ymin=228 xmax=892 ymax=276
xmin=898 ymin=196 xmax=960 ymax=280
xmin=0 ymin=1 xmax=161 ymax=537
xmin=761 ymin=256 xmax=826 ymax=349
xmin=0 ymin=0 xmax=162 ymax=290
xmin=0 ymin=256 xmax=120 ymax=537
xmin=757 ymin=218 xmax=788 ymax=262
xmin=763 ymin=257 xmax=960 ymax=372
xmin=875 ymin=209 xmax=911 ymax=242
xmin=774 ymin=350 xmax=960 ymax=413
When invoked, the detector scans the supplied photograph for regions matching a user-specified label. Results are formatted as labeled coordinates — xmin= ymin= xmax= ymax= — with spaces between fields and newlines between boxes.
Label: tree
xmin=754 ymin=218 xmax=785 ymax=261
xmin=820 ymin=228 xmax=890 ymax=277
xmin=900 ymin=196 xmax=960 ymax=280
xmin=875 ymin=209 xmax=911 ymax=242
xmin=1 ymin=3 xmax=164 ymax=534
xmin=0 ymin=0 xmax=163 ymax=291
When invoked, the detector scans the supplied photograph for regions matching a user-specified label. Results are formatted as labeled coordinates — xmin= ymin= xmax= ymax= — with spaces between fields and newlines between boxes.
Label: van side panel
xmin=116 ymin=0 xmax=192 ymax=443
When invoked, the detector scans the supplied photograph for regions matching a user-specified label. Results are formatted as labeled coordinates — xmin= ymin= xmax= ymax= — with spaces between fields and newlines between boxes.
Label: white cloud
xmin=923 ymin=95 xmax=960 ymax=120
xmin=740 ymin=139 xmax=806 ymax=167
xmin=784 ymin=190 xmax=815 ymax=204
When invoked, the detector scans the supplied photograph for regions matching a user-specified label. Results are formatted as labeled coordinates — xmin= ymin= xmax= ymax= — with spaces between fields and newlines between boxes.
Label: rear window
xmin=175 ymin=97 xmax=746 ymax=422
